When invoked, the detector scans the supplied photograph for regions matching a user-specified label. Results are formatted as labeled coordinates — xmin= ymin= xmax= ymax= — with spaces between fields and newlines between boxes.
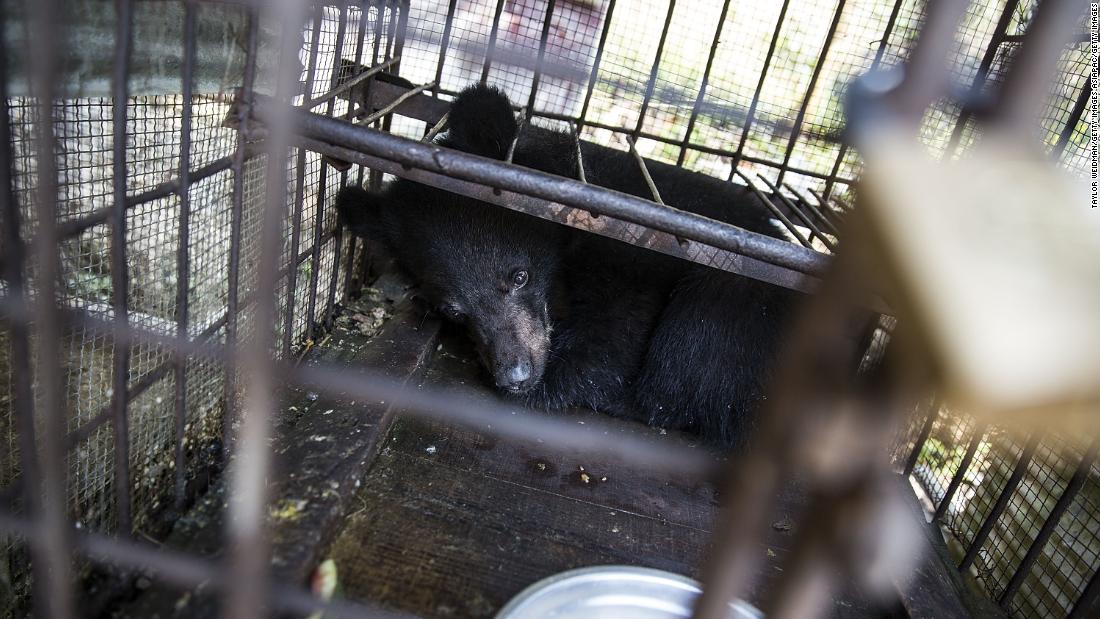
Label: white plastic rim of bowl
xmin=494 ymin=565 xmax=763 ymax=619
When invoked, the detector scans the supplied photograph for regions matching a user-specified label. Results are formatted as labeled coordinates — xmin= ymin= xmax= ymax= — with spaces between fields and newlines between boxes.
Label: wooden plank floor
xmin=327 ymin=328 xmax=892 ymax=618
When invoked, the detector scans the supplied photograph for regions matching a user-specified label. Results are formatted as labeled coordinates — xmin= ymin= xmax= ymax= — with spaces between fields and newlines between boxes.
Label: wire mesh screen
xmin=0 ymin=3 xmax=402 ymax=609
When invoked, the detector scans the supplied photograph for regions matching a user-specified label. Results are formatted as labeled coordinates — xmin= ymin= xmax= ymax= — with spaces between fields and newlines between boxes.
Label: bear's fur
xmin=336 ymin=84 xmax=801 ymax=447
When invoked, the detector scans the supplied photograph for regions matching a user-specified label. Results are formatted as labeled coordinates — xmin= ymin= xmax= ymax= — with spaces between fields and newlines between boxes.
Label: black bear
xmin=336 ymin=84 xmax=800 ymax=447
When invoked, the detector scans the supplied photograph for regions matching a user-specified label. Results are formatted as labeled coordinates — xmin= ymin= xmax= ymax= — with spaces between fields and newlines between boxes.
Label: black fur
xmin=335 ymin=84 xmax=800 ymax=447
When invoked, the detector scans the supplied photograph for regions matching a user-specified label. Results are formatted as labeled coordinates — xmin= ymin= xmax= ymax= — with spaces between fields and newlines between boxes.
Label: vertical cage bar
xmin=903 ymin=400 xmax=939 ymax=476
xmin=822 ymin=0 xmax=904 ymax=199
xmin=576 ymin=0 xmax=617 ymax=131
xmin=224 ymin=0 xmax=305 ymax=615
xmin=525 ymin=0 xmax=558 ymax=115
xmin=479 ymin=0 xmax=508 ymax=85
xmin=633 ymin=0 xmax=677 ymax=136
xmin=323 ymin=8 xmax=351 ymax=328
xmin=0 ymin=5 xmax=69 ymax=616
xmin=110 ymin=0 xmax=136 ymax=534
xmin=676 ymin=0 xmax=731 ymax=166
xmin=363 ymin=1 xmax=390 ymax=189
xmin=775 ymin=0 xmax=847 ymax=187
xmin=1069 ymin=564 xmax=1100 ymax=619
xmin=432 ymin=0 xmax=460 ymax=98
xmin=959 ymin=432 xmax=1041 ymax=571
xmin=1052 ymin=81 xmax=1090 ymax=158
xmin=933 ymin=421 xmax=988 ymax=521
xmin=306 ymin=4 xmax=334 ymax=336
xmin=944 ymin=0 xmax=1020 ymax=154
xmin=283 ymin=3 xmax=325 ymax=357
xmin=999 ymin=440 xmax=1100 ymax=608
xmin=730 ymin=0 xmax=791 ymax=172
xmin=172 ymin=0 xmax=198 ymax=510
xmin=22 ymin=0 xmax=76 ymax=611
xmin=223 ymin=10 xmax=260 ymax=458
xmin=342 ymin=6 xmax=372 ymax=298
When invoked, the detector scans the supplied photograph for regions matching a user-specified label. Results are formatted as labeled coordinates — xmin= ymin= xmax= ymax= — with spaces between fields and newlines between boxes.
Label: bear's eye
xmin=439 ymin=304 xmax=464 ymax=321
xmin=511 ymin=269 xmax=529 ymax=289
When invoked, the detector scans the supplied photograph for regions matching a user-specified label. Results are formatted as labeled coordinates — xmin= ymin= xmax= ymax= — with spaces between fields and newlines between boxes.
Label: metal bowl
xmin=495 ymin=565 xmax=763 ymax=619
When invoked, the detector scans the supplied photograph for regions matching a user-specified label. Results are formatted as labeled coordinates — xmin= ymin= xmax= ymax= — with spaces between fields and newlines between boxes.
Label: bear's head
xmin=335 ymin=84 xmax=566 ymax=395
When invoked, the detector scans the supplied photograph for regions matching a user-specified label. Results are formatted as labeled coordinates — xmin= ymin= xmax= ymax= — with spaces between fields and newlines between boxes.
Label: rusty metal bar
xmin=479 ymin=0 xmax=508 ymax=84
xmin=421 ymin=112 xmax=449 ymax=143
xmin=262 ymin=100 xmax=830 ymax=275
xmin=110 ymin=0 xmax=136 ymax=535
xmin=676 ymin=0 xmax=731 ymax=167
xmin=172 ymin=0 xmax=198 ymax=511
xmin=1000 ymin=439 xmax=1100 ymax=608
xmin=571 ymin=122 xmax=587 ymax=185
xmin=633 ymin=0 xmax=677 ymax=136
xmin=298 ymin=135 xmax=826 ymax=296
xmin=775 ymin=0 xmax=847 ymax=187
xmin=959 ymin=432 xmax=1041 ymax=571
xmin=525 ymin=0 xmax=558 ymax=114
xmin=731 ymin=0 xmax=792 ymax=170
xmin=627 ymin=136 xmax=664 ymax=205
xmin=933 ymin=421 xmax=989 ymax=521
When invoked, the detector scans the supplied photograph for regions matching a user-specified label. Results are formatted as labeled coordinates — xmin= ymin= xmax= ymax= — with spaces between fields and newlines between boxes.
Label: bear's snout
xmin=493 ymin=358 xmax=534 ymax=393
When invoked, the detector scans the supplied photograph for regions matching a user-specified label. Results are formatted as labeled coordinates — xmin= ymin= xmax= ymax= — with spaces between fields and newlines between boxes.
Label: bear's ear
xmin=334 ymin=184 xmax=393 ymax=245
xmin=442 ymin=84 xmax=517 ymax=160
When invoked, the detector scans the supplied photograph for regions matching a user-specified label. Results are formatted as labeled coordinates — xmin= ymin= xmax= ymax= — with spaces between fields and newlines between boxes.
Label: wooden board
xmin=327 ymin=330 xmax=889 ymax=618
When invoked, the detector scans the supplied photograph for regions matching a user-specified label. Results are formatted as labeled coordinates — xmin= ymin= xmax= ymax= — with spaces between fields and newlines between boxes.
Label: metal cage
xmin=0 ymin=0 xmax=1096 ymax=617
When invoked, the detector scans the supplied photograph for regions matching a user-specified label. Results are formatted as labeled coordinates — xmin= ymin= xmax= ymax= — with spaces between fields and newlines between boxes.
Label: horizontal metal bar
xmin=0 ymin=512 xmax=413 ymax=619
xmin=64 ymin=311 xmax=230 ymax=449
xmin=300 ymin=136 xmax=825 ymax=296
xmin=302 ymin=55 xmax=400 ymax=110
xmin=256 ymin=98 xmax=830 ymax=277
xmin=0 ymin=295 xmax=721 ymax=479
xmin=56 ymin=144 xmax=265 ymax=240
